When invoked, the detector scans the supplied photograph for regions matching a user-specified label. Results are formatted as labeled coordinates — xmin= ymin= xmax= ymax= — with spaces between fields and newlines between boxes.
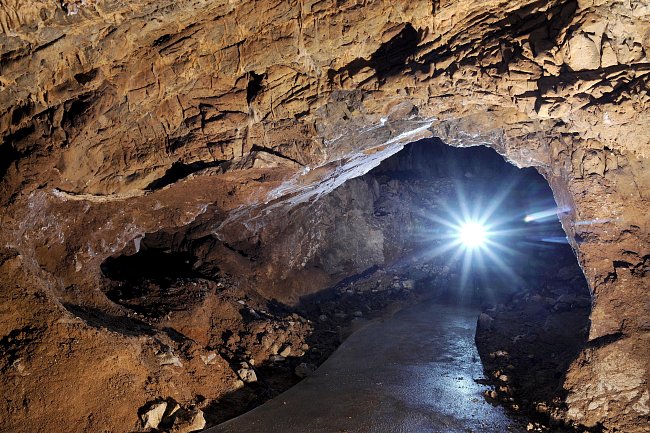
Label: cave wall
xmin=115 ymin=139 xmax=576 ymax=306
xmin=1 ymin=0 xmax=649 ymax=431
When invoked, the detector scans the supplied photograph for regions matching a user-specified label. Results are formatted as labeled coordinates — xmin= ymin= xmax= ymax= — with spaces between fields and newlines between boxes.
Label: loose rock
xmin=140 ymin=402 xmax=167 ymax=429
xmin=237 ymin=368 xmax=257 ymax=383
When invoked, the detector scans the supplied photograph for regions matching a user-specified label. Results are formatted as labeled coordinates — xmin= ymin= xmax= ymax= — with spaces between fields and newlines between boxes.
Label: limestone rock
xmin=168 ymin=408 xmax=206 ymax=433
xmin=565 ymin=32 xmax=601 ymax=71
xmin=237 ymin=368 xmax=257 ymax=383
xmin=278 ymin=345 xmax=292 ymax=357
xmin=0 ymin=0 xmax=648 ymax=432
xmin=157 ymin=352 xmax=183 ymax=367
xmin=200 ymin=352 xmax=219 ymax=365
xmin=140 ymin=402 xmax=167 ymax=430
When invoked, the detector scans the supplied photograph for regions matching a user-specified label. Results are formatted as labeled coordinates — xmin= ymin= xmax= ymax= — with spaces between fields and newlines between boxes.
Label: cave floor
xmin=207 ymin=300 xmax=536 ymax=433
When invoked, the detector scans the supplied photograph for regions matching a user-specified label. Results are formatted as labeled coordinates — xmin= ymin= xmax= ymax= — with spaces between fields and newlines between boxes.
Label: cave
xmin=96 ymin=140 xmax=594 ymax=430
xmin=1 ymin=1 xmax=649 ymax=433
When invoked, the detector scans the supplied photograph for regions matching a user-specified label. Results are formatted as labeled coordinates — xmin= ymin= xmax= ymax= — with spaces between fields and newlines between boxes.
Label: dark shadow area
xmin=202 ymin=361 xmax=301 ymax=426
xmin=369 ymin=23 xmax=420 ymax=80
xmin=0 ymin=127 xmax=30 ymax=180
xmin=62 ymin=303 xmax=157 ymax=337
xmin=100 ymin=232 xmax=208 ymax=317
xmin=328 ymin=23 xmax=421 ymax=83
xmin=145 ymin=160 xmax=224 ymax=191
xmin=246 ymin=71 xmax=265 ymax=104
xmin=101 ymin=248 xmax=197 ymax=283
xmin=62 ymin=92 xmax=95 ymax=130
xmin=0 ymin=142 xmax=18 ymax=180
xmin=74 ymin=68 xmax=99 ymax=85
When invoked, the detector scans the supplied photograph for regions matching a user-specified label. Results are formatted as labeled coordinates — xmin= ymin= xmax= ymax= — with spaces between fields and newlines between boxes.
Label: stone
xmin=168 ymin=408 xmax=206 ymax=433
xmin=158 ymin=352 xmax=183 ymax=367
xmin=185 ymin=410 xmax=206 ymax=433
xmin=278 ymin=345 xmax=292 ymax=357
xmin=565 ymin=32 xmax=601 ymax=70
xmin=270 ymin=343 xmax=280 ymax=355
xmin=140 ymin=402 xmax=167 ymax=430
xmin=200 ymin=352 xmax=218 ymax=365
xmin=11 ymin=359 xmax=26 ymax=375
xmin=294 ymin=363 xmax=316 ymax=378
xmin=484 ymin=390 xmax=498 ymax=400
xmin=237 ymin=368 xmax=257 ymax=383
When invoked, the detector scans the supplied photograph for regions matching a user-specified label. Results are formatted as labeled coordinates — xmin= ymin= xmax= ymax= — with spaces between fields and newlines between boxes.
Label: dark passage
xmin=100 ymin=139 xmax=590 ymax=432
xmin=363 ymin=140 xmax=591 ymax=428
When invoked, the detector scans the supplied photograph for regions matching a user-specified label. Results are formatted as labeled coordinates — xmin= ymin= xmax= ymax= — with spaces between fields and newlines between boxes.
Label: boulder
xmin=140 ymin=402 xmax=167 ymax=430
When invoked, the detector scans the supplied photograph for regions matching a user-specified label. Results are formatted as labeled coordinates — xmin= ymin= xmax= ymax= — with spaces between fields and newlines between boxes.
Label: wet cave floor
xmin=192 ymin=256 xmax=590 ymax=433
xmin=207 ymin=294 xmax=586 ymax=433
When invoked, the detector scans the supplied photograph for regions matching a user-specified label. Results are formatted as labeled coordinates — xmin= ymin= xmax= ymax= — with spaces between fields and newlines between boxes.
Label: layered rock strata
xmin=1 ymin=0 xmax=649 ymax=431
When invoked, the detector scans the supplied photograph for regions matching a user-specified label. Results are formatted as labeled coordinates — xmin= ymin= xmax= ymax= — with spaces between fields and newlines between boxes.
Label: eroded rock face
xmin=1 ymin=0 xmax=649 ymax=431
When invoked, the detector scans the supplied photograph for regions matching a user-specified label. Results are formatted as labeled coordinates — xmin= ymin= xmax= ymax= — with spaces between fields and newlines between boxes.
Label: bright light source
xmin=458 ymin=222 xmax=488 ymax=249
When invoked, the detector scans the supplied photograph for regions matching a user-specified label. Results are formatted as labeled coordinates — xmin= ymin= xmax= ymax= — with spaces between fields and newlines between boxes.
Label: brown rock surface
xmin=1 ymin=0 xmax=649 ymax=432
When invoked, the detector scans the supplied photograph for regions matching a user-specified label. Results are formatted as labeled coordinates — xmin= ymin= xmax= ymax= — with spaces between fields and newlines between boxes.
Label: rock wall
xmin=1 ymin=0 xmax=649 ymax=431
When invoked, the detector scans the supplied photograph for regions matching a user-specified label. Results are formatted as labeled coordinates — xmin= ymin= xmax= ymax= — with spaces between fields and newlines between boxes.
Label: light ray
xmin=524 ymin=206 xmax=571 ymax=222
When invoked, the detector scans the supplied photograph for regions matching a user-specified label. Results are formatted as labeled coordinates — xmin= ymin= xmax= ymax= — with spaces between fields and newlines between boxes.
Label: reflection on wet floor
xmin=206 ymin=300 xmax=533 ymax=433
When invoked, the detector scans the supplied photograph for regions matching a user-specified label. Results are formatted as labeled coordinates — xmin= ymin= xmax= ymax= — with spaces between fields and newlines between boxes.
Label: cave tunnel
xmin=96 ymin=139 xmax=592 ymax=432
xmin=2 ymin=2 xmax=649 ymax=433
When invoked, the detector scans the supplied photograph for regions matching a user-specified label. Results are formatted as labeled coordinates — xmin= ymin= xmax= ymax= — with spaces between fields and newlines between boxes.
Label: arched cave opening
xmin=100 ymin=139 xmax=591 ymax=431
